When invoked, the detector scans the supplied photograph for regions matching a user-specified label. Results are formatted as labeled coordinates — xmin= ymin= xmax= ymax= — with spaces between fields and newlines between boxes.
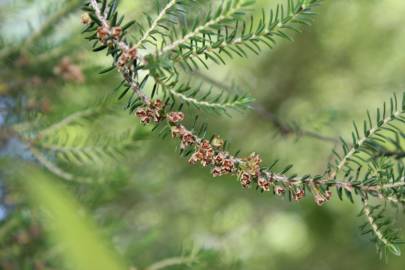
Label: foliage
xmin=1 ymin=0 xmax=405 ymax=269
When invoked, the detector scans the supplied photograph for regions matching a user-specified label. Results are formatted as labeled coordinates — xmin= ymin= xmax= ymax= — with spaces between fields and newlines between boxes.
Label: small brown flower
xmin=167 ymin=112 xmax=185 ymax=123
xmin=293 ymin=189 xmax=305 ymax=201
xmin=211 ymin=167 xmax=224 ymax=177
xmin=258 ymin=176 xmax=271 ymax=191
xmin=171 ymin=125 xmax=185 ymax=138
xmin=180 ymin=130 xmax=196 ymax=150
xmin=243 ymin=152 xmax=262 ymax=176
xmin=111 ymin=26 xmax=122 ymax=39
xmin=128 ymin=47 xmax=137 ymax=59
xmin=315 ymin=195 xmax=327 ymax=206
xmin=211 ymin=135 xmax=225 ymax=148
xmin=274 ymin=186 xmax=285 ymax=196
xmin=239 ymin=171 xmax=252 ymax=188
xmin=53 ymin=57 xmax=85 ymax=83
xmin=135 ymin=107 xmax=151 ymax=124
xmin=97 ymin=26 xmax=110 ymax=43
xmin=80 ymin=13 xmax=92 ymax=25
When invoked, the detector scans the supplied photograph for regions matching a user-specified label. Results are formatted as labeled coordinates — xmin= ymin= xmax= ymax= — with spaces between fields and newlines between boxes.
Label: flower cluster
xmin=117 ymin=47 xmax=137 ymax=71
xmin=211 ymin=152 xmax=236 ymax=177
xmin=171 ymin=125 xmax=196 ymax=150
xmin=167 ymin=112 xmax=184 ymax=123
xmin=314 ymin=190 xmax=332 ymax=206
xmin=135 ymin=99 xmax=165 ymax=124
xmin=188 ymin=140 xmax=214 ymax=166
xmin=238 ymin=153 xmax=262 ymax=188
xmin=96 ymin=25 xmax=122 ymax=45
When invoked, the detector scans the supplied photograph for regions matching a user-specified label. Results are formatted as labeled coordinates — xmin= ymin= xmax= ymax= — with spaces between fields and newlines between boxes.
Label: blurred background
xmin=1 ymin=0 xmax=405 ymax=269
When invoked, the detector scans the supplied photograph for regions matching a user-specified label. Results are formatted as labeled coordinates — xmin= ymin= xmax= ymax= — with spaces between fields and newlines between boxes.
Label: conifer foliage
xmin=77 ymin=0 xmax=405 ymax=258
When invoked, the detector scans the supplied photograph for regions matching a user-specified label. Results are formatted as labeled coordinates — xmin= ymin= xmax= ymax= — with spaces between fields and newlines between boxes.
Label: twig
xmin=192 ymin=71 xmax=338 ymax=143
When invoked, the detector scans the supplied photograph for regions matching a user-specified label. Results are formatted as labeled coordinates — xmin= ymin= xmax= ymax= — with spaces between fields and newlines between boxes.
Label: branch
xmin=135 ymin=0 xmax=178 ymax=49
xmin=192 ymin=70 xmax=338 ymax=143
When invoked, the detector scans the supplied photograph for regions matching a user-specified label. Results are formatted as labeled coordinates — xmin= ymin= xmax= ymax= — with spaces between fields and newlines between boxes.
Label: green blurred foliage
xmin=1 ymin=0 xmax=405 ymax=269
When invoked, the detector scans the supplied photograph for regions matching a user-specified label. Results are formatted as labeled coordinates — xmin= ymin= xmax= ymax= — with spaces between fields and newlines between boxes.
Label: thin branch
xmin=0 ymin=0 xmax=81 ymax=60
xmin=331 ymin=110 xmax=404 ymax=179
xmin=135 ymin=0 xmax=177 ymax=49
xmin=29 ymin=146 xmax=74 ymax=182
xmin=192 ymin=71 xmax=338 ymax=143
xmin=37 ymin=108 xmax=96 ymax=138
xmin=144 ymin=256 xmax=196 ymax=270
xmin=157 ymin=1 xmax=244 ymax=55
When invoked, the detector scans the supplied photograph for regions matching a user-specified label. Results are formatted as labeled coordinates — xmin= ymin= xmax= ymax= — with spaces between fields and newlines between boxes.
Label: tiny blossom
xmin=189 ymin=139 xmax=213 ymax=165
xmin=239 ymin=171 xmax=252 ymax=188
xmin=134 ymin=99 xmax=165 ymax=124
xmin=97 ymin=26 xmax=110 ymax=43
xmin=167 ymin=112 xmax=184 ymax=123
xmin=293 ymin=189 xmax=305 ymax=201
xmin=315 ymin=195 xmax=327 ymax=206
xmin=111 ymin=26 xmax=122 ymax=39
xmin=243 ymin=152 xmax=262 ymax=176
xmin=211 ymin=135 xmax=224 ymax=148
xmin=80 ymin=13 xmax=92 ymax=25
xmin=171 ymin=125 xmax=186 ymax=138
xmin=180 ymin=130 xmax=196 ymax=150
xmin=258 ymin=176 xmax=271 ymax=191
xmin=135 ymin=107 xmax=151 ymax=124
xmin=274 ymin=186 xmax=285 ymax=196
xmin=117 ymin=47 xmax=138 ymax=70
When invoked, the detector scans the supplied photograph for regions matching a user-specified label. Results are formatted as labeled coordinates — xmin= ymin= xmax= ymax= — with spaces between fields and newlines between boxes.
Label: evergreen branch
xmin=83 ymin=0 xmax=405 ymax=257
xmin=361 ymin=199 xmax=401 ymax=257
xmin=192 ymin=70 xmax=338 ymax=143
xmin=166 ymin=82 xmax=254 ymax=112
xmin=85 ymin=0 xmax=405 ymax=205
xmin=330 ymin=94 xmax=405 ymax=179
xmin=0 ymin=0 xmax=82 ymax=60
xmin=36 ymin=108 xmax=99 ymax=138
xmin=170 ymin=0 xmax=321 ymax=68
xmin=157 ymin=0 xmax=253 ymax=56
xmin=135 ymin=0 xmax=178 ymax=49
xmin=29 ymin=145 xmax=75 ymax=182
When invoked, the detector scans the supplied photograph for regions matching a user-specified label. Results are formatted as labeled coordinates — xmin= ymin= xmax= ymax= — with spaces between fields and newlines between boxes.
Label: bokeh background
xmin=1 ymin=0 xmax=405 ymax=269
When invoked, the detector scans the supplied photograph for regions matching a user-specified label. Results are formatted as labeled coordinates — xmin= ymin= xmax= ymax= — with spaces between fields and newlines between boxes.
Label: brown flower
xmin=80 ymin=13 xmax=92 ymax=25
xmin=239 ymin=171 xmax=252 ymax=188
xmin=97 ymin=26 xmax=110 ymax=43
xmin=293 ymin=189 xmax=305 ymax=201
xmin=211 ymin=135 xmax=224 ymax=148
xmin=135 ymin=107 xmax=151 ymax=124
xmin=274 ymin=186 xmax=285 ymax=196
xmin=258 ymin=176 xmax=271 ymax=191
xmin=180 ymin=130 xmax=196 ymax=150
xmin=243 ymin=152 xmax=262 ymax=176
xmin=111 ymin=26 xmax=122 ymax=39
xmin=167 ymin=112 xmax=185 ymax=123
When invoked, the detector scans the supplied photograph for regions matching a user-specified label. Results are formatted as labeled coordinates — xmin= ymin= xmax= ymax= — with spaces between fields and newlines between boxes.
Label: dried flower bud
xmin=180 ymin=131 xmax=196 ymax=150
xmin=239 ymin=171 xmax=252 ymax=188
xmin=135 ymin=107 xmax=151 ymax=124
xmin=242 ymin=152 xmax=262 ymax=176
xmin=293 ymin=189 xmax=305 ymax=201
xmin=80 ymin=13 xmax=92 ymax=25
xmin=167 ymin=112 xmax=184 ymax=123
xmin=274 ymin=186 xmax=285 ymax=196
xmin=315 ymin=195 xmax=327 ymax=206
xmin=97 ymin=26 xmax=110 ymax=43
xmin=128 ymin=47 xmax=137 ymax=60
xmin=111 ymin=26 xmax=122 ymax=39
xmin=211 ymin=135 xmax=224 ymax=148
xmin=258 ymin=176 xmax=270 ymax=191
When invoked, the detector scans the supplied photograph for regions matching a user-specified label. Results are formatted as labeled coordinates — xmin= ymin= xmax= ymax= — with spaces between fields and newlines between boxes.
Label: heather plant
xmin=1 ymin=0 xmax=405 ymax=269
xmin=78 ymin=0 xmax=405 ymax=258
